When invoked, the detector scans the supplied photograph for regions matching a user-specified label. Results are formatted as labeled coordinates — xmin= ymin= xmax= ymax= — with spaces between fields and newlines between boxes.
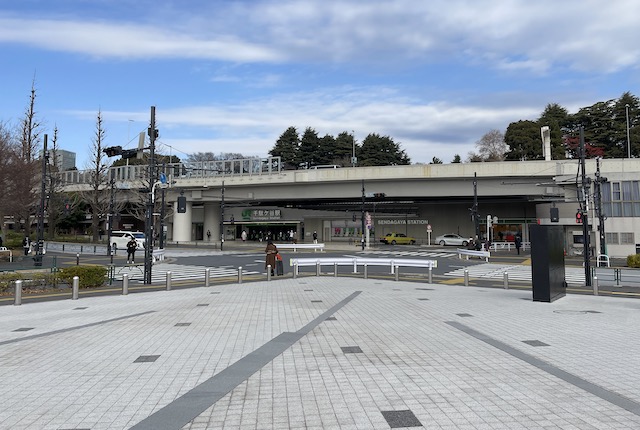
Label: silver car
xmin=435 ymin=233 xmax=469 ymax=246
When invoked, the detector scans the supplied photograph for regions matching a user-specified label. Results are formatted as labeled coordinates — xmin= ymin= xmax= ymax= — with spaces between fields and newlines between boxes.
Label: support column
xmin=204 ymin=203 xmax=220 ymax=243
xmin=173 ymin=200 xmax=192 ymax=242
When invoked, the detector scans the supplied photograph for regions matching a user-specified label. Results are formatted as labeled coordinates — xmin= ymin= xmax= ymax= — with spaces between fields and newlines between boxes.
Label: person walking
xmin=313 ymin=231 xmax=318 ymax=244
xmin=206 ymin=230 xmax=211 ymax=241
xmin=515 ymin=234 xmax=522 ymax=255
xmin=22 ymin=236 xmax=30 ymax=256
xmin=241 ymin=230 xmax=247 ymax=242
xmin=126 ymin=237 xmax=138 ymax=264
xmin=265 ymin=240 xmax=278 ymax=276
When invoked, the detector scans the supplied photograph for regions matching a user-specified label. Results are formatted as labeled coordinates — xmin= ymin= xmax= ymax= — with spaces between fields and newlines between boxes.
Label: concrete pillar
xmin=204 ymin=203 xmax=220 ymax=242
xmin=173 ymin=199 xmax=192 ymax=242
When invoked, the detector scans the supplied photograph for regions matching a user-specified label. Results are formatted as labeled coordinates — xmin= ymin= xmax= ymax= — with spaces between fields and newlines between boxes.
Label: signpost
xmin=427 ymin=224 xmax=432 ymax=246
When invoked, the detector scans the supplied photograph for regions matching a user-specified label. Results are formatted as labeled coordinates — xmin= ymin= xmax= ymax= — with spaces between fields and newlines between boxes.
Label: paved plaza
xmin=1 ymin=276 xmax=640 ymax=429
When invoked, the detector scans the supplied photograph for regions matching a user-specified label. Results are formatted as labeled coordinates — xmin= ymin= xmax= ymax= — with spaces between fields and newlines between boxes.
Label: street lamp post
xmin=626 ymin=104 xmax=631 ymax=158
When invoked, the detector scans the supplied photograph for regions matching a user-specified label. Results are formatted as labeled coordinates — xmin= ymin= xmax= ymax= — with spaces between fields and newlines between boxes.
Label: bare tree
xmin=8 ymin=80 xmax=43 ymax=236
xmin=0 ymin=122 xmax=17 ymax=241
xmin=467 ymin=129 xmax=509 ymax=162
xmin=80 ymin=110 xmax=110 ymax=242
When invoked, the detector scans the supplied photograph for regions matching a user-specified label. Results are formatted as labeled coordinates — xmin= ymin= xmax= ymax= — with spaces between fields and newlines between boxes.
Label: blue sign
xmin=159 ymin=173 xmax=167 ymax=184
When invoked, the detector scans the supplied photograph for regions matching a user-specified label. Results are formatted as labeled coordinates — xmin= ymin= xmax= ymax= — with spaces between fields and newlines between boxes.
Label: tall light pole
xmin=626 ymin=104 xmax=631 ymax=158
xmin=144 ymin=106 xmax=158 ymax=285
xmin=351 ymin=131 xmax=357 ymax=167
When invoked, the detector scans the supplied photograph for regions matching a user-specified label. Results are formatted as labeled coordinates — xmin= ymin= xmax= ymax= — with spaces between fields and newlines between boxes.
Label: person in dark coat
xmin=126 ymin=237 xmax=137 ymax=264
xmin=265 ymin=240 xmax=278 ymax=276
xmin=515 ymin=234 xmax=522 ymax=255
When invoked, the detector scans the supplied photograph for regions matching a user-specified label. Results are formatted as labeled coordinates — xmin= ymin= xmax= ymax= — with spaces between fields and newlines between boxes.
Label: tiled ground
xmin=1 ymin=277 xmax=640 ymax=429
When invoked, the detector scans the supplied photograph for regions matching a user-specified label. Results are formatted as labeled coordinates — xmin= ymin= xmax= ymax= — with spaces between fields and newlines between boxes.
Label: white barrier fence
xmin=289 ymin=256 xmax=437 ymax=275
xmin=274 ymin=243 xmax=325 ymax=252
xmin=457 ymin=248 xmax=491 ymax=262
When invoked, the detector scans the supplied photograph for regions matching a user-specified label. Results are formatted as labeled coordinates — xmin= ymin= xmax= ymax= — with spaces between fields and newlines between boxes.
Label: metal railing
xmin=58 ymin=156 xmax=283 ymax=185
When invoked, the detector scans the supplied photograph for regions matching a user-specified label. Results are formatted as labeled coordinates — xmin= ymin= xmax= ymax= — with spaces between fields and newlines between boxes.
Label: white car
xmin=111 ymin=231 xmax=146 ymax=251
xmin=435 ymin=233 xmax=469 ymax=246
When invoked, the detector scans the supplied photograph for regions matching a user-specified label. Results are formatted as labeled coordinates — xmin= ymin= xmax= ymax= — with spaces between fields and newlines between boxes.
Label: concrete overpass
xmin=59 ymin=157 xmax=640 ymax=258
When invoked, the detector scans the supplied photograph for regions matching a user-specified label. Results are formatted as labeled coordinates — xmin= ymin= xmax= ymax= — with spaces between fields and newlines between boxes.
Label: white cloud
xmin=2 ymin=1 xmax=640 ymax=73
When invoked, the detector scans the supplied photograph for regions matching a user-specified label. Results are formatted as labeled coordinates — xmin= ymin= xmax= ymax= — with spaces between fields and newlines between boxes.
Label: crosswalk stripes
xmin=444 ymin=263 xmax=586 ymax=285
xmin=365 ymin=249 xmax=457 ymax=259
xmin=112 ymin=263 xmax=260 ymax=283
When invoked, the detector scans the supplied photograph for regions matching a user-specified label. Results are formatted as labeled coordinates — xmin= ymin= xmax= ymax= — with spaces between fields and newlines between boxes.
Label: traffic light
xmin=103 ymin=146 xmax=123 ymax=157
xmin=177 ymin=196 xmax=187 ymax=213
xmin=575 ymin=210 xmax=583 ymax=224
xmin=372 ymin=192 xmax=386 ymax=199
xmin=550 ymin=207 xmax=559 ymax=222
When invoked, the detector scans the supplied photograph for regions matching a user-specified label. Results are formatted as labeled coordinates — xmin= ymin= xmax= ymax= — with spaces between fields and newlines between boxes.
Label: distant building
xmin=52 ymin=149 xmax=76 ymax=171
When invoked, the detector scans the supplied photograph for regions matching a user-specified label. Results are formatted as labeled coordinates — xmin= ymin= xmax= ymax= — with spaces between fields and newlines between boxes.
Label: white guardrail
xmin=457 ymin=248 xmax=491 ymax=262
xmin=274 ymin=243 xmax=325 ymax=252
xmin=489 ymin=241 xmax=530 ymax=251
xmin=289 ymin=257 xmax=437 ymax=275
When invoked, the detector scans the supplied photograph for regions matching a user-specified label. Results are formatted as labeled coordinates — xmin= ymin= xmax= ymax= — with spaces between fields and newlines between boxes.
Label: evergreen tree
xmin=269 ymin=126 xmax=300 ymax=169
xmin=298 ymin=127 xmax=321 ymax=168
xmin=358 ymin=133 xmax=410 ymax=166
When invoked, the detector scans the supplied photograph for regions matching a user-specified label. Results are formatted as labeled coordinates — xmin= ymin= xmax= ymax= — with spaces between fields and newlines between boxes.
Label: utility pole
xmin=594 ymin=158 xmax=607 ymax=257
xmin=107 ymin=173 xmax=115 ymax=258
xmin=159 ymin=163 xmax=166 ymax=250
xmin=361 ymin=179 xmax=365 ymax=250
xmin=34 ymin=134 xmax=47 ymax=267
xmin=472 ymin=172 xmax=480 ymax=248
xmin=144 ymin=106 xmax=157 ymax=285
xmin=220 ymin=180 xmax=225 ymax=251
xmin=579 ymin=126 xmax=592 ymax=287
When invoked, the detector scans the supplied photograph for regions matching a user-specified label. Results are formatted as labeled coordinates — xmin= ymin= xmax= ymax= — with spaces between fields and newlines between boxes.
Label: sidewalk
xmin=1 ymin=277 xmax=640 ymax=429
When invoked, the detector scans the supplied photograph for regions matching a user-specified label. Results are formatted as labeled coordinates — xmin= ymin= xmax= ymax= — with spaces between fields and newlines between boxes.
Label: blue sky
xmin=1 ymin=0 xmax=639 ymax=168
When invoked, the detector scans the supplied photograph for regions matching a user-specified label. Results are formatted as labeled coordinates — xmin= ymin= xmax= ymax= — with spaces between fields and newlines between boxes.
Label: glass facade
xmin=602 ymin=181 xmax=640 ymax=217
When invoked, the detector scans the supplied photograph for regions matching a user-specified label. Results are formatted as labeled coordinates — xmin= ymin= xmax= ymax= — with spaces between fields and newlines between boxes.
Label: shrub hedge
xmin=58 ymin=265 xmax=108 ymax=288
xmin=0 ymin=265 xmax=108 ymax=293
xmin=627 ymin=254 xmax=640 ymax=268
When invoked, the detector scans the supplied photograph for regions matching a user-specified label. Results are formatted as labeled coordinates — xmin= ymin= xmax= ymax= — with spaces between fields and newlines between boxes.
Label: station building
xmin=59 ymin=156 xmax=640 ymax=259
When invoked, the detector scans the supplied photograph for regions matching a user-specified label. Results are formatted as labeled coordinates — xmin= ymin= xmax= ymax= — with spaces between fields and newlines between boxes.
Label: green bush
xmin=0 ymin=272 xmax=61 ymax=293
xmin=59 ymin=265 xmax=108 ymax=288
xmin=627 ymin=254 xmax=640 ymax=268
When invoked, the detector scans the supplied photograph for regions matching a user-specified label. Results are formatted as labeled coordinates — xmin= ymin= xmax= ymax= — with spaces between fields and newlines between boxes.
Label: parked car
xmin=380 ymin=233 xmax=416 ymax=245
xmin=111 ymin=231 xmax=146 ymax=251
xmin=435 ymin=233 xmax=469 ymax=246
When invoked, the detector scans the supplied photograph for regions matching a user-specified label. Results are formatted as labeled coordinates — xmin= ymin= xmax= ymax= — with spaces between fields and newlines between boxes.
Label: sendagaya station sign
xmin=377 ymin=219 xmax=429 ymax=225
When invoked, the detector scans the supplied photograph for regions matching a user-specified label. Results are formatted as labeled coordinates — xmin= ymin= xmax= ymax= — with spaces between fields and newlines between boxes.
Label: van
xmin=111 ymin=231 xmax=145 ymax=251
xmin=311 ymin=165 xmax=341 ymax=169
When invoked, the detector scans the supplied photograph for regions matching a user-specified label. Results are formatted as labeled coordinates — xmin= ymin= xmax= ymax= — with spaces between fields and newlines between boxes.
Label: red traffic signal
xmin=575 ymin=211 xmax=583 ymax=224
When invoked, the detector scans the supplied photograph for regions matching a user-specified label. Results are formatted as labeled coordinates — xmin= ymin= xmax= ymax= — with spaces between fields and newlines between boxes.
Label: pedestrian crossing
xmin=445 ymin=263 xmax=586 ymax=285
xmin=364 ymin=249 xmax=457 ymax=259
xmin=112 ymin=263 xmax=260 ymax=283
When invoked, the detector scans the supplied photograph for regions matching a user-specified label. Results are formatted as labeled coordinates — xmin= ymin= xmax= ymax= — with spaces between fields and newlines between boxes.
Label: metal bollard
xmin=76 ymin=253 xmax=80 ymax=265
xmin=205 ymin=268 xmax=210 ymax=287
xmin=334 ymin=263 xmax=338 ymax=277
xmin=122 ymin=273 xmax=129 ymax=295
xmin=428 ymin=266 xmax=433 ymax=283
xmin=503 ymin=271 xmax=509 ymax=289
xmin=394 ymin=265 xmax=399 ymax=281
xmin=14 ymin=280 xmax=22 ymax=306
xmin=166 ymin=271 xmax=172 ymax=291
xmin=72 ymin=276 xmax=79 ymax=300
xmin=293 ymin=264 xmax=297 ymax=279
xmin=364 ymin=264 xmax=368 ymax=279
xmin=316 ymin=262 xmax=321 ymax=276
xmin=267 ymin=265 xmax=272 ymax=281
xmin=238 ymin=266 xmax=243 ymax=284
xmin=593 ymin=276 xmax=598 ymax=296
xmin=464 ymin=269 xmax=469 ymax=286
